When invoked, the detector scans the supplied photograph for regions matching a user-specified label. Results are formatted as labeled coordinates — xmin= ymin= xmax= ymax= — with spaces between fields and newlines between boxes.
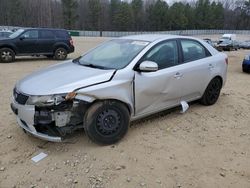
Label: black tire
xmin=200 ymin=77 xmax=222 ymax=106
xmin=0 ymin=48 xmax=15 ymax=63
xmin=84 ymin=100 xmax=130 ymax=145
xmin=54 ymin=47 xmax=67 ymax=60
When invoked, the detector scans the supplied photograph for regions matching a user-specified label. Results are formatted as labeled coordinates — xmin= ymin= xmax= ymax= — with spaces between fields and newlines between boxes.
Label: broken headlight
xmin=26 ymin=95 xmax=66 ymax=106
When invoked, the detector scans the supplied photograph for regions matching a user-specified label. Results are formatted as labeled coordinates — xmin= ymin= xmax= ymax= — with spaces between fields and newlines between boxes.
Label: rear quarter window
xmin=54 ymin=30 xmax=69 ymax=39
xmin=39 ymin=30 xmax=55 ymax=39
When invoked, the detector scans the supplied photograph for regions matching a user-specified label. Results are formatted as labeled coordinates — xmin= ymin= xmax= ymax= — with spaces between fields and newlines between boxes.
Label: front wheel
xmin=0 ymin=48 xmax=15 ymax=63
xmin=200 ymin=77 xmax=222 ymax=106
xmin=54 ymin=48 xmax=67 ymax=60
xmin=84 ymin=101 xmax=130 ymax=145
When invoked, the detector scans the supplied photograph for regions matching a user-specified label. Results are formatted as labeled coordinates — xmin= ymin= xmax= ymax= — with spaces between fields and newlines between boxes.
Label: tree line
xmin=0 ymin=0 xmax=250 ymax=31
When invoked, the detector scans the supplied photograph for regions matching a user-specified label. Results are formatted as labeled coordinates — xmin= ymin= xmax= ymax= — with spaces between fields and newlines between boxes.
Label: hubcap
xmin=96 ymin=109 xmax=121 ymax=136
xmin=1 ymin=51 xmax=12 ymax=61
xmin=57 ymin=50 xmax=66 ymax=59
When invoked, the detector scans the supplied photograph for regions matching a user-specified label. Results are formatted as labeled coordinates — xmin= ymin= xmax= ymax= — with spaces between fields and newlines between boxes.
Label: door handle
xmin=209 ymin=64 xmax=214 ymax=69
xmin=174 ymin=72 xmax=183 ymax=78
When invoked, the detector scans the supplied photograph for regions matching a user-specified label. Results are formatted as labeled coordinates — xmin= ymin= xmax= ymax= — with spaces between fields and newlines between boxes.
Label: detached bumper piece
xmin=11 ymin=101 xmax=63 ymax=142
xmin=17 ymin=118 xmax=62 ymax=142
xmin=11 ymin=97 xmax=88 ymax=142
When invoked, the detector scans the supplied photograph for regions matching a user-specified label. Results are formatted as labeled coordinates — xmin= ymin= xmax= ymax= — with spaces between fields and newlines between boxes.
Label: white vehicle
xmin=219 ymin=34 xmax=236 ymax=43
xmin=218 ymin=34 xmax=238 ymax=51
xmin=11 ymin=34 xmax=228 ymax=145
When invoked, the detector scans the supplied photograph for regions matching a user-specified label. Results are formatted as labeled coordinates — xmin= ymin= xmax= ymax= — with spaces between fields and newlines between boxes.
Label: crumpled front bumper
xmin=11 ymin=101 xmax=62 ymax=142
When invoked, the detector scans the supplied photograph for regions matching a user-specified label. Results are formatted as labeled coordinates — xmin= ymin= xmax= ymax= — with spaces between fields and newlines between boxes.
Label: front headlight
xmin=26 ymin=95 xmax=65 ymax=106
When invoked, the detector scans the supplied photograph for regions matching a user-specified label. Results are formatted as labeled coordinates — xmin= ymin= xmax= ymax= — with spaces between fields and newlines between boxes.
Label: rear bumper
xmin=10 ymin=102 xmax=62 ymax=142
xmin=68 ymin=45 xmax=74 ymax=53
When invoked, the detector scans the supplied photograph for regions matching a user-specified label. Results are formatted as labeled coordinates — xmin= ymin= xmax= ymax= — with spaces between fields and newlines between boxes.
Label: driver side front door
xmin=134 ymin=40 xmax=183 ymax=116
xmin=16 ymin=30 xmax=39 ymax=54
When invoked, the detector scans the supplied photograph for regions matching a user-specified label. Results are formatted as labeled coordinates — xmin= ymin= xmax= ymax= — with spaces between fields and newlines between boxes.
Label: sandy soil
xmin=0 ymin=36 xmax=250 ymax=188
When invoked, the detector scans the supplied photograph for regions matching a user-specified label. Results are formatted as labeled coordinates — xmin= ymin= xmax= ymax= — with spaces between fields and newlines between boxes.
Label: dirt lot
xmin=0 ymin=36 xmax=250 ymax=188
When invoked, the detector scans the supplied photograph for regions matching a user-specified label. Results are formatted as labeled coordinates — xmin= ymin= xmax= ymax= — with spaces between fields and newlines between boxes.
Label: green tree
xmin=195 ymin=0 xmax=211 ymax=29
xmin=113 ymin=2 xmax=133 ymax=31
xmin=62 ymin=0 xmax=78 ymax=29
xmin=131 ymin=0 xmax=144 ymax=30
xmin=146 ymin=0 xmax=169 ymax=31
xmin=110 ymin=0 xmax=121 ymax=30
xmin=209 ymin=2 xmax=224 ymax=29
xmin=88 ymin=0 xmax=101 ymax=30
xmin=169 ymin=2 xmax=188 ymax=30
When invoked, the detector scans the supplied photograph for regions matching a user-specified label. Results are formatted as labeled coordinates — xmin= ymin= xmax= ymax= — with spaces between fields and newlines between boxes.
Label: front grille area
xmin=13 ymin=88 xmax=29 ymax=105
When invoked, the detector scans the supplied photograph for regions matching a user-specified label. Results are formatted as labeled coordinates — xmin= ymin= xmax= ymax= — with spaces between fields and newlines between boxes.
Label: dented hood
xmin=16 ymin=61 xmax=115 ymax=95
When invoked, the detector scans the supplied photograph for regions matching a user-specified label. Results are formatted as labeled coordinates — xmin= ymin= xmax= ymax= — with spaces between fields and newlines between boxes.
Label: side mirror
xmin=19 ymin=36 xmax=25 ymax=40
xmin=138 ymin=61 xmax=158 ymax=72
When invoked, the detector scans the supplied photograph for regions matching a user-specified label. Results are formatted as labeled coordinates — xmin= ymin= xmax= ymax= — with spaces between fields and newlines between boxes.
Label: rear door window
xmin=180 ymin=40 xmax=210 ymax=63
xmin=39 ymin=30 xmax=55 ymax=39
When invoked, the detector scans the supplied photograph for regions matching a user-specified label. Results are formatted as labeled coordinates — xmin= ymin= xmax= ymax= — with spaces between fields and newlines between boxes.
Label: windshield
xmin=76 ymin=39 xmax=149 ymax=69
xmin=9 ymin=29 xmax=24 ymax=38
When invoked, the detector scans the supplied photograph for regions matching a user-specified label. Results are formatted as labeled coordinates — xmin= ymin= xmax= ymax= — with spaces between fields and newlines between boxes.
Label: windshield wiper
xmin=72 ymin=57 xmax=81 ymax=64
xmin=73 ymin=59 xmax=109 ymax=69
xmin=83 ymin=63 xmax=108 ymax=69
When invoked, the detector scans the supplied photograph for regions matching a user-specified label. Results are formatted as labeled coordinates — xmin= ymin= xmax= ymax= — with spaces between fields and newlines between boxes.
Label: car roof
xmin=0 ymin=30 xmax=12 ymax=33
xmin=121 ymin=34 xmax=197 ymax=42
xmin=20 ymin=28 xmax=67 ymax=32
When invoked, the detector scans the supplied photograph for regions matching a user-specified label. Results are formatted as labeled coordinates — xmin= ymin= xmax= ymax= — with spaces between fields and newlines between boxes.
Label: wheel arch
xmin=201 ymin=75 xmax=224 ymax=98
xmin=53 ymin=43 xmax=69 ymax=52
xmin=88 ymin=99 xmax=132 ymax=116
xmin=212 ymin=75 xmax=223 ymax=86
xmin=0 ymin=45 xmax=16 ymax=54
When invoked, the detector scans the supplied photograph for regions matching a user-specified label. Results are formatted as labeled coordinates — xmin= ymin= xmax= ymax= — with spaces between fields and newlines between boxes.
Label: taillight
xmin=70 ymin=38 xmax=74 ymax=46
xmin=225 ymin=57 xmax=228 ymax=64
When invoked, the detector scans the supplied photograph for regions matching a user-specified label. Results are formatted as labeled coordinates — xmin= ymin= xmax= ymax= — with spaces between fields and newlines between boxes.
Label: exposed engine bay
xmin=33 ymin=98 xmax=90 ymax=138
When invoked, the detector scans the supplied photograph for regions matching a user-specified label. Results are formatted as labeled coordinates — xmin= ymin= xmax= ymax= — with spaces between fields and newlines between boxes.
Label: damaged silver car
xmin=11 ymin=35 xmax=228 ymax=145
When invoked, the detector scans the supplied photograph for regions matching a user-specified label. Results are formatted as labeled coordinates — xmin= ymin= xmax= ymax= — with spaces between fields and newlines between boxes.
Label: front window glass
xmin=9 ymin=29 xmax=24 ymax=38
xmin=20 ymin=30 xmax=38 ymax=39
xmin=142 ymin=40 xmax=179 ymax=69
xmin=76 ymin=39 xmax=149 ymax=69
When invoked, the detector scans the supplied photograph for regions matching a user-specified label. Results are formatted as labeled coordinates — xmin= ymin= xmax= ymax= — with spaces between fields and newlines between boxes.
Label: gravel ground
xmin=0 ymin=36 xmax=250 ymax=188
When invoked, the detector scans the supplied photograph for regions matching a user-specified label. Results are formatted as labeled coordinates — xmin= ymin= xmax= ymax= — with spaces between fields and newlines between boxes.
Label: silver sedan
xmin=11 ymin=34 xmax=228 ymax=145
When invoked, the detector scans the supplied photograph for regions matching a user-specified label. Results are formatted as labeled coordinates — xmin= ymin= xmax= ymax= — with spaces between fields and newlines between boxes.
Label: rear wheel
xmin=0 ymin=48 xmax=15 ymax=63
xmin=84 ymin=100 xmax=130 ymax=145
xmin=54 ymin=47 xmax=67 ymax=60
xmin=200 ymin=77 xmax=222 ymax=106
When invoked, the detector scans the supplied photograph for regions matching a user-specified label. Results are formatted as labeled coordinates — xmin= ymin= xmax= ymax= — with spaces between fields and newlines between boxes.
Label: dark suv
xmin=0 ymin=28 xmax=74 ymax=63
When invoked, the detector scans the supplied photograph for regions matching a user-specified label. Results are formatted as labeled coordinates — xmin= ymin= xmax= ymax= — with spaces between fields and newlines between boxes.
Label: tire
xmin=0 ymin=48 xmax=15 ymax=63
xmin=200 ymin=77 xmax=222 ymax=106
xmin=84 ymin=100 xmax=130 ymax=145
xmin=54 ymin=47 xmax=67 ymax=60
